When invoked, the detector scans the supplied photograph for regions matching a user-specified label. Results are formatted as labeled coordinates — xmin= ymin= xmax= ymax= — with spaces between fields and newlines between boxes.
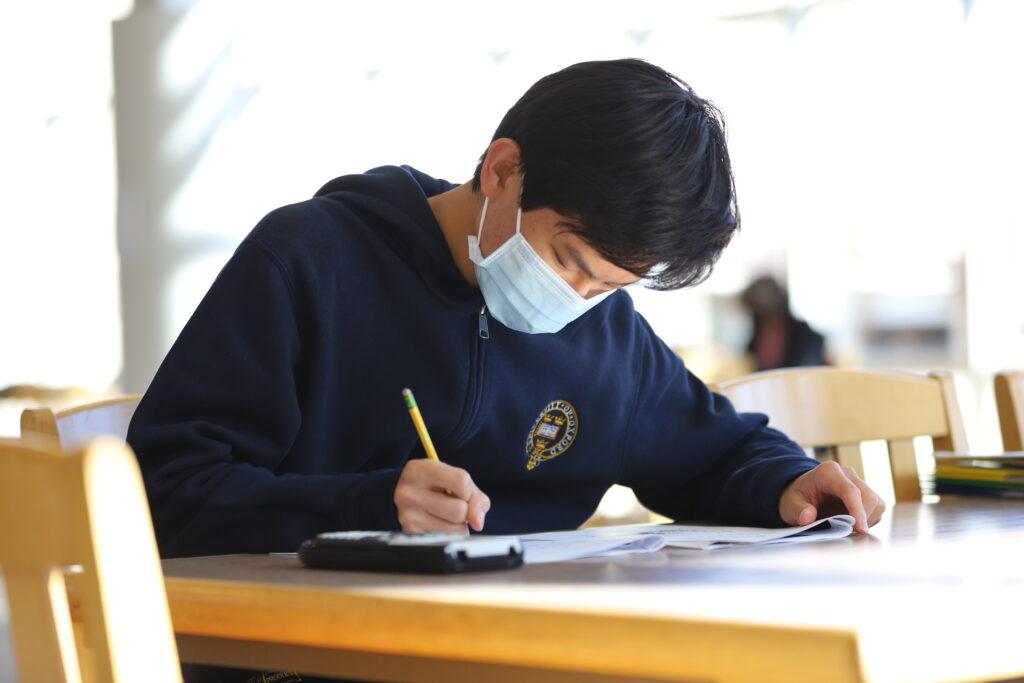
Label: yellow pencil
xmin=402 ymin=388 xmax=440 ymax=462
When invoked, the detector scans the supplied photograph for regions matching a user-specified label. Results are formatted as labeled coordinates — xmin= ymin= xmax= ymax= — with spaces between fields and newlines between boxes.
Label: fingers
xmin=841 ymin=466 xmax=886 ymax=528
xmin=868 ymin=498 xmax=886 ymax=526
xmin=782 ymin=462 xmax=873 ymax=533
xmin=400 ymin=460 xmax=472 ymax=498
xmin=424 ymin=461 xmax=476 ymax=499
xmin=467 ymin=488 xmax=491 ymax=532
xmin=821 ymin=462 xmax=868 ymax=533
xmin=797 ymin=504 xmax=817 ymax=526
xmin=395 ymin=459 xmax=490 ymax=533
xmin=397 ymin=508 xmax=469 ymax=535
xmin=421 ymin=490 xmax=470 ymax=524
xmin=777 ymin=472 xmax=815 ymax=526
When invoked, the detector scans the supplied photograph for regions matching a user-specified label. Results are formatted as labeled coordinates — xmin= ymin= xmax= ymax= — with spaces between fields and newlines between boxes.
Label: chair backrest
xmin=0 ymin=438 xmax=181 ymax=683
xmin=21 ymin=395 xmax=142 ymax=451
xmin=711 ymin=368 xmax=968 ymax=502
xmin=995 ymin=371 xmax=1024 ymax=452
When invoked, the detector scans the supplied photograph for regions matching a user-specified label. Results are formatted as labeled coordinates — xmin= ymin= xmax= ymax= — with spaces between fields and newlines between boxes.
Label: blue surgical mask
xmin=467 ymin=197 xmax=614 ymax=334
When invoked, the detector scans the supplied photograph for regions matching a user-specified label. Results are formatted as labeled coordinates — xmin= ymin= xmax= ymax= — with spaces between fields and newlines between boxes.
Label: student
xmin=741 ymin=275 xmax=829 ymax=370
xmin=129 ymin=58 xmax=884 ymax=559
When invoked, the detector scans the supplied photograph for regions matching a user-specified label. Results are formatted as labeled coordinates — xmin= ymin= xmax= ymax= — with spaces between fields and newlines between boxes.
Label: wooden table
xmin=154 ymin=500 xmax=1024 ymax=682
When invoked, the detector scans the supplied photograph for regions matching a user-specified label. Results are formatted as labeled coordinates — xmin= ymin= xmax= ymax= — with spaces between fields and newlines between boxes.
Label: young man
xmin=129 ymin=59 xmax=884 ymax=563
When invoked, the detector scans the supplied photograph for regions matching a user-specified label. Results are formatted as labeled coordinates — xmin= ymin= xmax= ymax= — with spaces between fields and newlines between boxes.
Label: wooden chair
xmin=0 ymin=437 xmax=181 ymax=682
xmin=710 ymin=368 xmax=968 ymax=502
xmin=21 ymin=394 xmax=142 ymax=450
xmin=995 ymin=371 xmax=1024 ymax=452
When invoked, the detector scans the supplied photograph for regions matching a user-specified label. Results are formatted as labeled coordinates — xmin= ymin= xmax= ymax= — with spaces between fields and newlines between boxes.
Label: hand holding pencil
xmin=394 ymin=388 xmax=491 ymax=534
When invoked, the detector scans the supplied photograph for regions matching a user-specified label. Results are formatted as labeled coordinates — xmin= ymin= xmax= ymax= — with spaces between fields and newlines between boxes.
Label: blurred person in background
xmin=741 ymin=275 xmax=829 ymax=371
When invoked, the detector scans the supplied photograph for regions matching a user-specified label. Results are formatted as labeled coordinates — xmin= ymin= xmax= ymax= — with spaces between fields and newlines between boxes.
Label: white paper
xmin=518 ymin=534 xmax=667 ymax=564
xmin=633 ymin=514 xmax=855 ymax=550
xmin=519 ymin=515 xmax=854 ymax=563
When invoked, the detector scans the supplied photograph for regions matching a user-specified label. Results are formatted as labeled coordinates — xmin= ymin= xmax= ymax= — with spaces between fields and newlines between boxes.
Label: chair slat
xmin=0 ymin=439 xmax=181 ymax=683
xmin=720 ymin=369 xmax=950 ymax=446
xmin=995 ymin=372 xmax=1024 ymax=452
xmin=887 ymin=438 xmax=922 ymax=503
xmin=715 ymin=368 xmax=965 ymax=504
xmin=835 ymin=444 xmax=865 ymax=480
xmin=4 ymin=566 xmax=81 ymax=683
xmin=929 ymin=372 xmax=968 ymax=452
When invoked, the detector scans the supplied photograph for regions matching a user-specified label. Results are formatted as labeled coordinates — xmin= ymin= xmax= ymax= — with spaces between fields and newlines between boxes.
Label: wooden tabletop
xmin=146 ymin=499 xmax=1024 ymax=683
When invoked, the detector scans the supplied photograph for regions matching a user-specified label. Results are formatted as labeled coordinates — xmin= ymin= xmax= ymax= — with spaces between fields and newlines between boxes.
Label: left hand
xmin=779 ymin=461 xmax=886 ymax=534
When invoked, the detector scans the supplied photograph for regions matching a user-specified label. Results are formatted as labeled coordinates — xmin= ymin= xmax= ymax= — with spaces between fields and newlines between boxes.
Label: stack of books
xmin=934 ymin=453 xmax=1024 ymax=499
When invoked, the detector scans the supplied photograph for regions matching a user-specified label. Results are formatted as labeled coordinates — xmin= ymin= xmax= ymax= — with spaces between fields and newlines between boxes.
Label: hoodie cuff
xmin=339 ymin=468 xmax=403 ymax=531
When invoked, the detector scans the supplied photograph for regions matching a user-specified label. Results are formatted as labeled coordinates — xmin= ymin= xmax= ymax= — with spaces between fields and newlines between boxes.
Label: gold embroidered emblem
xmin=525 ymin=400 xmax=578 ymax=471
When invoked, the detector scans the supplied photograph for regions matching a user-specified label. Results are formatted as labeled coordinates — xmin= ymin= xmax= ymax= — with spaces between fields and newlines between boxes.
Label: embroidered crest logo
xmin=525 ymin=400 xmax=578 ymax=471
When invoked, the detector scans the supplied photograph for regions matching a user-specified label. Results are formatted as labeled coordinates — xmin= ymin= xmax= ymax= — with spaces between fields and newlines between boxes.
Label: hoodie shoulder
xmin=569 ymin=287 xmax=648 ymax=350
xmin=601 ymin=288 xmax=643 ymax=329
xmin=605 ymin=289 xmax=677 ymax=367
xmin=241 ymin=165 xmax=465 ymax=300
xmin=314 ymin=165 xmax=455 ymax=200
xmin=245 ymin=198 xmax=351 ymax=261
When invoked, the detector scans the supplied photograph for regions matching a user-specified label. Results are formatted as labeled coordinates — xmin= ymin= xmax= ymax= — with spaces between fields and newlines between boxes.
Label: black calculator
xmin=298 ymin=531 xmax=524 ymax=574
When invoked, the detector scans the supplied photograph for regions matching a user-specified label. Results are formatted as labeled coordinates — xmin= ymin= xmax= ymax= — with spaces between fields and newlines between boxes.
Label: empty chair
xmin=0 ymin=437 xmax=181 ymax=682
xmin=711 ymin=368 xmax=968 ymax=502
xmin=21 ymin=394 xmax=142 ymax=450
xmin=995 ymin=371 xmax=1024 ymax=452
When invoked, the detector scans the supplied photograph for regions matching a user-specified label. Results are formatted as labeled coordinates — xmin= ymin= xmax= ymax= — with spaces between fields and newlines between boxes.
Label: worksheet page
xmin=519 ymin=515 xmax=854 ymax=563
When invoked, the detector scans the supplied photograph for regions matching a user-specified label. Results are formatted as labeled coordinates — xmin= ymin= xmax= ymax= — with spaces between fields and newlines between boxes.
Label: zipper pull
xmin=478 ymin=306 xmax=490 ymax=340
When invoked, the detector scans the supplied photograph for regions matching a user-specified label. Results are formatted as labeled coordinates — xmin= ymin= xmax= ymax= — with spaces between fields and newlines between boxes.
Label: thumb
xmin=779 ymin=476 xmax=816 ymax=525
xmin=797 ymin=504 xmax=817 ymax=526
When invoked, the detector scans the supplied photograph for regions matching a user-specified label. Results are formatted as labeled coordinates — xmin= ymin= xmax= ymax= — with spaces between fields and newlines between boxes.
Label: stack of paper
xmin=519 ymin=515 xmax=855 ymax=564
xmin=934 ymin=453 xmax=1024 ymax=499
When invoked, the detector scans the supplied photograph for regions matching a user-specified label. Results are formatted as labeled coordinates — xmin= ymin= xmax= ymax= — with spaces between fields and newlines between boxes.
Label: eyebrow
xmin=564 ymin=243 xmax=638 ymax=288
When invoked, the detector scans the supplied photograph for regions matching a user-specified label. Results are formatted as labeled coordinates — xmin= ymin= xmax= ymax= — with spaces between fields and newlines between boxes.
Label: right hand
xmin=394 ymin=459 xmax=490 ymax=534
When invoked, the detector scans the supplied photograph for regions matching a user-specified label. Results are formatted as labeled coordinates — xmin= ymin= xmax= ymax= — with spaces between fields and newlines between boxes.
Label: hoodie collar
xmin=314 ymin=165 xmax=481 ymax=308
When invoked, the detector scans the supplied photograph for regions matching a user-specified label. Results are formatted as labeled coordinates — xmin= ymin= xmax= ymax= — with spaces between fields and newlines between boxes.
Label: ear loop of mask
xmin=516 ymin=176 xmax=525 ymax=235
xmin=476 ymin=184 xmax=525 ymax=242
xmin=476 ymin=197 xmax=489 ymax=238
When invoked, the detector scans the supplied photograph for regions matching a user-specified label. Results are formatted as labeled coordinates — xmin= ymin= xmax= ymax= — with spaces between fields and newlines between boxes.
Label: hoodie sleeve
xmin=619 ymin=315 xmax=819 ymax=526
xmin=127 ymin=239 xmax=401 ymax=558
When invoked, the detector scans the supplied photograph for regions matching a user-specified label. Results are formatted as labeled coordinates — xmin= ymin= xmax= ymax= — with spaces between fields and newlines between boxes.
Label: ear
xmin=478 ymin=138 xmax=522 ymax=199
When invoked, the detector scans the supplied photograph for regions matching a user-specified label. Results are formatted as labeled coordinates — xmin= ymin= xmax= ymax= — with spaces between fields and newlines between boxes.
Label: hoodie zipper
xmin=450 ymin=307 xmax=489 ymax=447
xmin=465 ymin=306 xmax=489 ymax=428
xmin=478 ymin=305 xmax=490 ymax=340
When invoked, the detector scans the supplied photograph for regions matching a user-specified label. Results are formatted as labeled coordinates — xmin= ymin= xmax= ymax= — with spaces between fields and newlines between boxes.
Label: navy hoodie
xmin=128 ymin=165 xmax=818 ymax=558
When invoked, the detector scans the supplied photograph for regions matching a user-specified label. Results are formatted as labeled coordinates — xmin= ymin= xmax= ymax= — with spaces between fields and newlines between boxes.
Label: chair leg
xmin=835 ymin=443 xmax=866 ymax=481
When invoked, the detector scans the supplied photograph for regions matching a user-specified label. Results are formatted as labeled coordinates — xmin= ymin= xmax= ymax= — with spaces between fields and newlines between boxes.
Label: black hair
xmin=472 ymin=58 xmax=739 ymax=290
